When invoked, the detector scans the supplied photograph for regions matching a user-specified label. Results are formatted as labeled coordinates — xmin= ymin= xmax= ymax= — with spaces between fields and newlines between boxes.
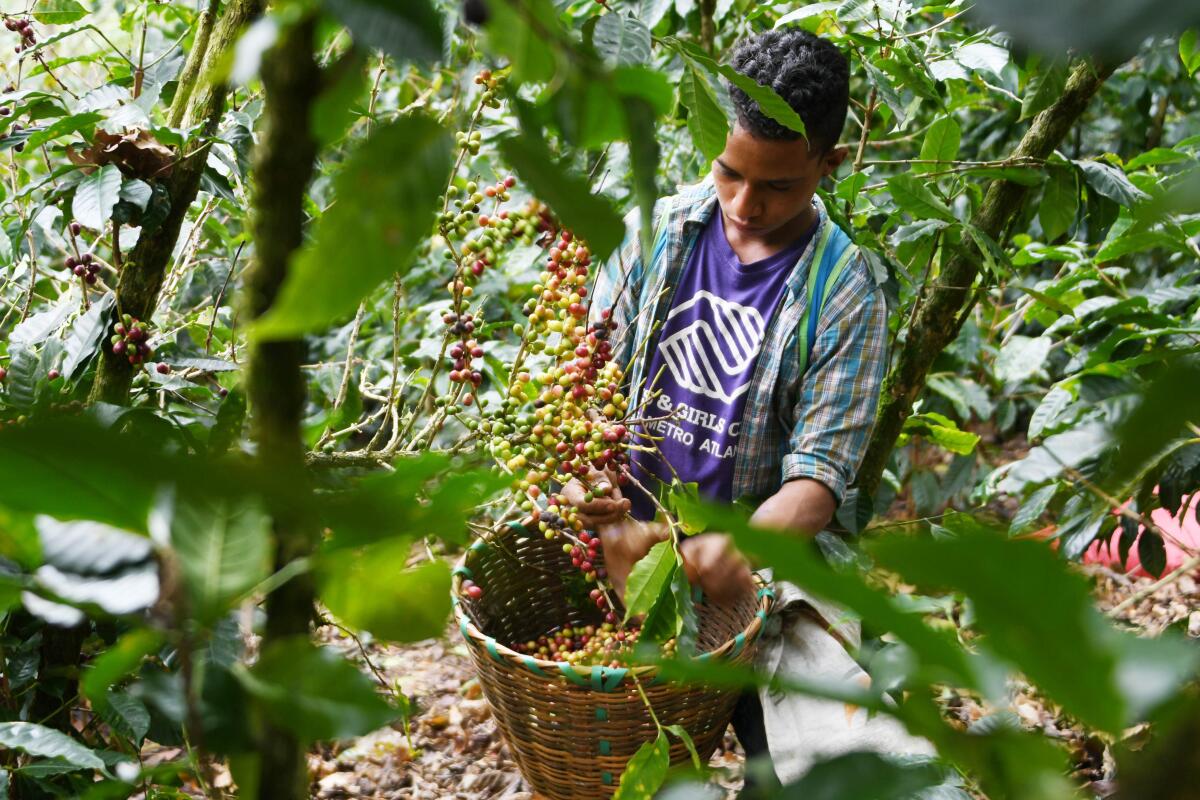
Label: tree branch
xmin=855 ymin=59 xmax=1118 ymax=498
xmin=241 ymin=11 xmax=323 ymax=800
xmin=88 ymin=0 xmax=265 ymax=405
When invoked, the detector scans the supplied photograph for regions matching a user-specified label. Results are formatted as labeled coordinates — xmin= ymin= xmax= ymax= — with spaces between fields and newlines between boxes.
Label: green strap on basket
xmin=601 ymin=772 xmax=614 ymax=785
xmin=522 ymin=656 xmax=548 ymax=677
xmin=558 ymin=664 xmax=591 ymax=688
xmin=459 ymin=618 xmax=470 ymax=638
xmin=452 ymin=565 xmax=473 ymax=579
xmin=757 ymin=587 xmax=775 ymax=600
xmin=469 ymin=539 xmax=488 ymax=552
xmin=485 ymin=637 xmax=503 ymax=662
xmin=595 ymin=707 xmax=608 ymax=721
xmin=598 ymin=740 xmax=611 ymax=756
xmin=591 ymin=666 xmax=627 ymax=692
xmin=756 ymin=609 xmax=767 ymax=621
xmin=730 ymin=633 xmax=746 ymax=658
xmin=507 ymin=519 xmax=530 ymax=537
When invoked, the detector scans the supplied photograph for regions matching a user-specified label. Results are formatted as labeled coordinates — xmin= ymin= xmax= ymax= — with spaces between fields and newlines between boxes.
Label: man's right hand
xmin=560 ymin=468 xmax=631 ymax=529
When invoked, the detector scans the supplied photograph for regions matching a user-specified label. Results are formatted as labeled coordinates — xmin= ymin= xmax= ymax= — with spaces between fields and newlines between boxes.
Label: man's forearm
xmin=749 ymin=477 xmax=837 ymax=536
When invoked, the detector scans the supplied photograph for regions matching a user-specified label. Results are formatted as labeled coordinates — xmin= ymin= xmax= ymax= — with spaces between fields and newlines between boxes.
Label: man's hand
xmin=561 ymin=468 xmax=631 ymax=529
xmin=598 ymin=519 xmax=669 ymax=601
xmin=679 ymin=533 xmax=755 ymax=606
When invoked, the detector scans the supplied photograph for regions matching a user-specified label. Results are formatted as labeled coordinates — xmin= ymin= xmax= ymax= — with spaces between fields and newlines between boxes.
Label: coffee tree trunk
xmin=88 ymin=0 xmax=264 ymax=405
xmin=240 ymin=13 xmax=322 ymax=800
xmin=855 ymin=59 xmax=1119 ymax=498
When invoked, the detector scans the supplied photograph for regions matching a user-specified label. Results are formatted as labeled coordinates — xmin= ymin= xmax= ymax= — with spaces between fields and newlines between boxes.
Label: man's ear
xmin=822 ymin=144 xmax=850 ymax=177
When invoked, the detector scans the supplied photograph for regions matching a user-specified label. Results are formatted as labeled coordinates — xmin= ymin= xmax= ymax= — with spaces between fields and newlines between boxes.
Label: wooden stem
xmin=856 ymin=59 xmax=1118 ymax=498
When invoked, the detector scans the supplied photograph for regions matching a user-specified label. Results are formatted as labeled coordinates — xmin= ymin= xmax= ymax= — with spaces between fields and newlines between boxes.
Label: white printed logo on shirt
xmin=657 ymin=290 xmax=766 ymax=403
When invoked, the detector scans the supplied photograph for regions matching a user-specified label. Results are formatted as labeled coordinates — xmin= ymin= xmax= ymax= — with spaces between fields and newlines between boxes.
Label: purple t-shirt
xmin=626 ymin=211 xmax=816 ymax=521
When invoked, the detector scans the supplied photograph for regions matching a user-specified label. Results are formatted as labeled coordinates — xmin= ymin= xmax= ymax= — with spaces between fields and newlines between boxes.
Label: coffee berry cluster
xmin=110 ymin=314 xmax=153 ymax=365
xmin=485 ymin=230 xmax=631 ymax=494
xmin=511 ymin=622 xmax=677 ymax=668
xmin=67 ymin=251 xmax=100 ymax=285
xmin=4 ymin=16 xmax=35 ymax=53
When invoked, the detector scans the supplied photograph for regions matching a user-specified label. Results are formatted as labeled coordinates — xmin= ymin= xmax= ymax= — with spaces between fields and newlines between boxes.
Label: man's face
xmin=713 ymin=123 xmax=847 ymax=245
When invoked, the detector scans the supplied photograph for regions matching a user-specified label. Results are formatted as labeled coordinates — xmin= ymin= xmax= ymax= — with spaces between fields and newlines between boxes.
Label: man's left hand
xmin=679 ymin=532 xmax=755 ymax=606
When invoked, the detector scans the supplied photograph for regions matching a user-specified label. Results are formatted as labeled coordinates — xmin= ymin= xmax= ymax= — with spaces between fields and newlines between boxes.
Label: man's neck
xmin=720 ymin=204 xmax=818 ymax=264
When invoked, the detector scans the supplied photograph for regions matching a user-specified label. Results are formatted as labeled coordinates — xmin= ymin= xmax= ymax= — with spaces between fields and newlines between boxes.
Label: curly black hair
xmin=727 ymin=28 xmax=850 ymax=152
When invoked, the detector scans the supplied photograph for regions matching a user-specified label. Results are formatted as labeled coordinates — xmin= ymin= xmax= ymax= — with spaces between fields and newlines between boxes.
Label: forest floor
xmin=296 ymin=559 xmax=1200 ymax=800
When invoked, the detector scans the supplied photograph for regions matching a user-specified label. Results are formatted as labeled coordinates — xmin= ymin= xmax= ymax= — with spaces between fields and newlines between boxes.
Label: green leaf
xmin=1076 ymin=159 xmax=1149 ymax=206
xmin=72 ymin=163 xmax=122 ymax=231
xmin=869 ymin=525 xmax=1200 ymax=732
xmin=670 ymin=38 xmax=806 ymax=137
xmin=678 ymin=64 xmax=728 ymax=162
xmin=1020 ymin=60 xmax=1068 ymax=120
xmin=0 ymin=228 xmax=11 ymax=267
xmin=32 ymin=0 xmax=88 ymax=24
xmin=904 ymin=413 xmax=980 ymax=455
xmin=312 ymin=49 xmax=371 ymax=147
xmin=5 ymin=347 xmax=39 ymax=410
xmin=636 ymin=0 xmax=673 ymax=28
xmin=1009 ymin=484 xmax=1058 ymax=535
xmin=1137 ymin=531 xmax=1167 ymax=578
xmin=593 ymin=12 xmax=651 ymax=66
xmin=319 ymin=545 xmax=452 ymax=642
xmin=1096 ymin=229 xmax=1184 ymax=261
xmin=1028 ymin=385 xmax=1072 ymax=440
xmin=208 ymin=387 xmax=247 ymax=457
xmin=623 ymin=540 xmax=676 ymax=620
xmin=321 ymin=0 xmax=444 ymax=65
xmin=170 ymin=495 xmax=271 ymax=623
xmin=104 ymin=690 xmax=151 ymax=743
xmin=782 ymin=751 xmax=942 ymax=799
xmin=663 ymin=724 xmax=702 ymax=770
xmin=0 ymin=722 xmax=105 ymax=772
xmin=669 ymin=557 xmax=699 ymax=652
xmin=0 ymin=418 xmax=156 ymax=532
xmin=484 ymin=0 xmax=557 ymax=83
xmin=119 ymin=178 xmax=153 ymax=211
xmin=1039 ymin=166 xmax=1078 ymax=241
xmin=81 ymin=629 xmax=164 ymax=710
xmin=23 ymin=112 xmax=102 ymax=149
xmin=498 ymin=132 xmax=624 ymax=259
xmin=613 ymin=731 xmax=670 ymax=800
xmin=62 ymin=291 xmax=114 ymax=379
xmin=887 ymin=174 xmax=956 ymax=222
xmin=1180 ymin=29 xmax=1200 ymax=77
xmin=994 ymin=335 xmax=1051 ymax=385
xmin=254 ymin=115 xmax=452 ymax=339
xmin=916 ymin=116 xmax=961 ymax=172
xmin=236 ymin=636 xmax=397 ymax=743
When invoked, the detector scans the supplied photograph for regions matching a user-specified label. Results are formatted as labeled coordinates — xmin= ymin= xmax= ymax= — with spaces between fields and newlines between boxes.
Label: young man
xmin=563 ymin=27 xmax=931 ymax=791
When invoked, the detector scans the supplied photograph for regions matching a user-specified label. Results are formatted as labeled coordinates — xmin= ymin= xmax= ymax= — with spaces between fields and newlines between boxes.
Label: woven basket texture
xmin=453 ymin=524 xmax=771 ymax=800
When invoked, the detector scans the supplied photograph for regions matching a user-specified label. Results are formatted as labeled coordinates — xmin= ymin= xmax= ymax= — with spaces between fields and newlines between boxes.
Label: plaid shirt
xmin=590 ymin=178 xmax=889 ymax=507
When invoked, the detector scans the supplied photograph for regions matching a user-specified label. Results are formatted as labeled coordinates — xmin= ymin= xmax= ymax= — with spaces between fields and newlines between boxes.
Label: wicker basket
xmin=452 ymin=521 xmax=774 ymax=799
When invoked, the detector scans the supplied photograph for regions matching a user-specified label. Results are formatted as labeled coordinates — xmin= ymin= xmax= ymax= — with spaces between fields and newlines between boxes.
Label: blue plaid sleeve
xmin=780 ymin=255 xmax=890 ymax=503
xmin=588 ymin=201 xmax=665 ymax=370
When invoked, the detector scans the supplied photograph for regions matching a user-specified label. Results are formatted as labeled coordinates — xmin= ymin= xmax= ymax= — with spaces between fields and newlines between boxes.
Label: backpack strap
xmin=796 ymin=224 xmax=858 ymax=377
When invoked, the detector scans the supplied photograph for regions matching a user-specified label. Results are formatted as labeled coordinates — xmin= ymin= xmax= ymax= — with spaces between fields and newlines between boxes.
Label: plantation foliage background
xmin=0 ymin=0 xmax=1198 ymax=797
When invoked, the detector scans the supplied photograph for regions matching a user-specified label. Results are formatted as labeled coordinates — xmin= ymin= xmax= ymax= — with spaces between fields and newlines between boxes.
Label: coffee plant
xmin=0 ymin=0 xmax=1197 ymax=798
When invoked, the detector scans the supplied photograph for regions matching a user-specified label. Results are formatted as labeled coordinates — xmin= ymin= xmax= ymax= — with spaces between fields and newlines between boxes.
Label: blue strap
xmin=802 ymin=225 xmax=854 ymax=375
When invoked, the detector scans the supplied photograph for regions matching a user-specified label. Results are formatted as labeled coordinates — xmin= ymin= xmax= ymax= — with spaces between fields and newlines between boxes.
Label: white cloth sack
xmin=754 ymin=576 xmax=936 ymax=784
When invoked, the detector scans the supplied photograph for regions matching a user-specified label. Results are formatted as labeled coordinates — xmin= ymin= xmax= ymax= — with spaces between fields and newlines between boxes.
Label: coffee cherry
xmin=156 ymin=363 xmax=170 ymax=375
xmin=69 ymin=221 xmax=81 ymax=236
xmin=47 ymin=369 xmax=60 ymax=380
xmin=0 ymin=367 xmax=7 ymax=381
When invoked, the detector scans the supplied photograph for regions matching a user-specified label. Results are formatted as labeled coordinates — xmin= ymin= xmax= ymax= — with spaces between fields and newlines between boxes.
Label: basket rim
xmin=450 ymin=526 xmax=775 ymax=680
